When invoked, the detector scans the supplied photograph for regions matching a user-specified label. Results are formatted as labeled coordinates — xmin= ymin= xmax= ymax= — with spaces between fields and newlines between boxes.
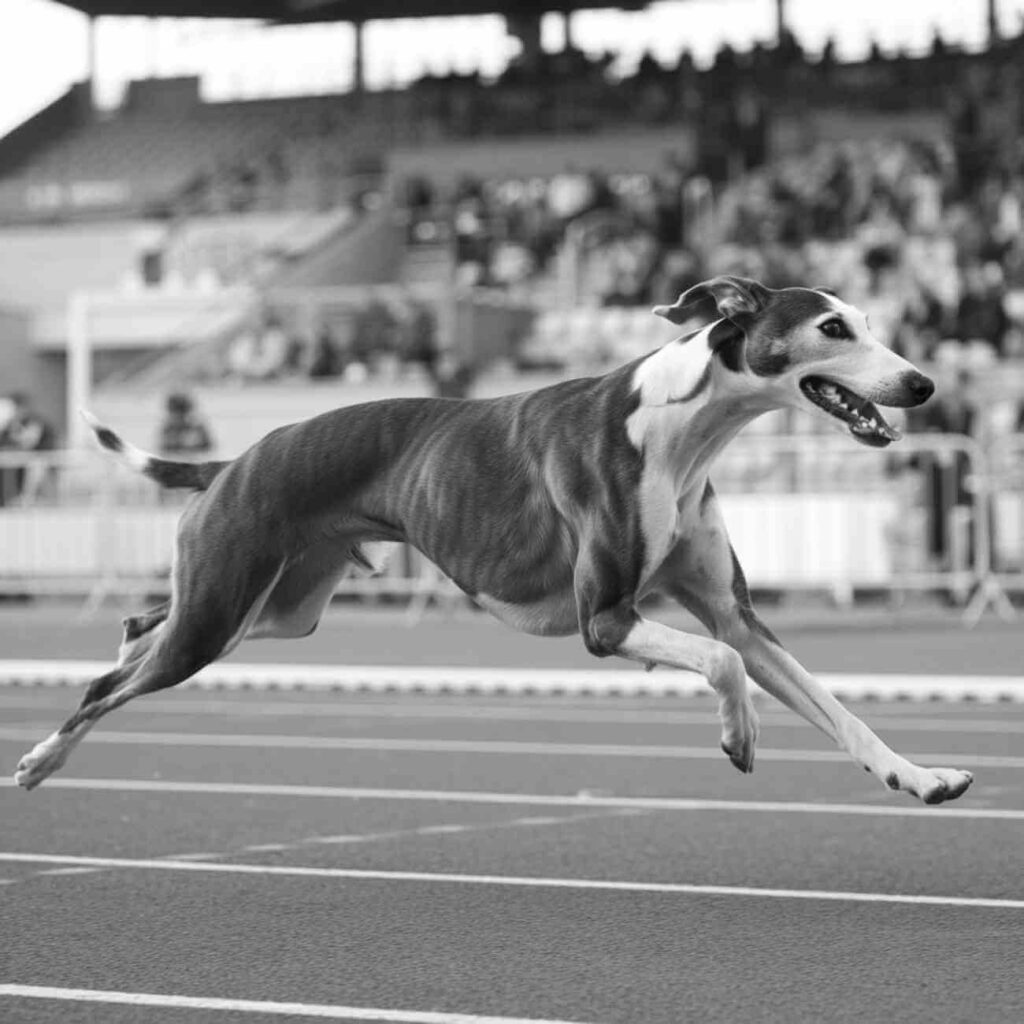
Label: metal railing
xmin=716 ymin=433 xmax=986 ymax=599
xmin=986 ymin=433 xmax=1024 ymax=622
xmin=0 ymin=435 xmax=1015 ymax=625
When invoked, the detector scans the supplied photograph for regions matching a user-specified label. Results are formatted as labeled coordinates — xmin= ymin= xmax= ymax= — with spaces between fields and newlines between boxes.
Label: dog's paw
xmin=14 ymin=732 xmax=71 ymax=791
xmin=882 ymin=764 xmax=974 ymax=805
xmin=917 ymin=767 xmax=974 ymax=804
xmin=720 ymin=698 xmax=759 ymax=774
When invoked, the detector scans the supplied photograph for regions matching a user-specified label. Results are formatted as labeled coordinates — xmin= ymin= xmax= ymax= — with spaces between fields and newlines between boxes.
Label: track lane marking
xmin=0 ymin=985 xmax=596 ymax=1023
xmin=0 ymin=853 xmax=1021 ymax=908
xmin=0 ymin=661 xmax=1021 ymax=702
xmin=249 ymin=809 xmax=641 ymax=859
xmin=8 ymin=777 xmax=1024 ymax=819
xmin=6 ymin=696 xmax=1024 ymax=733
xmin=2 ymin=727 xmax=1021 ymax=768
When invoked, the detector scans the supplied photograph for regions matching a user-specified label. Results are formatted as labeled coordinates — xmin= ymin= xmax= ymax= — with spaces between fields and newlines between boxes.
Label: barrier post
xmin=66 ymin=290 xmax=91 ymax=450
xmin=977 ymin=434 xmax=1024 ymax=624
xmin=961 ymin=434 xmax=1016 ymax=626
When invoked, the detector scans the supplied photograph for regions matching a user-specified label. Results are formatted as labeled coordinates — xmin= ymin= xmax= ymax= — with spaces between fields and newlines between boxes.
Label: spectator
xmin=0 ymin=391 xmax=56 ymax=505
xmin=401 ymin=304 xmax=440 ymax=376
xmin=226 ymin=312 xmax=290 ymax=382
xmin=158 ymin=392 xmax=214 ymax=458
xmin=956 ymin=262 xmax=1009 ymax=357
xmin=352 ymin=301 xmax=399 ymax=372
xmin=308 ymin=322 xmax=344 ymax=380
xmin=431 ymin=350 xmax=475 ymax=399
xmin=909 ymin=370 xmax=974 ymax=571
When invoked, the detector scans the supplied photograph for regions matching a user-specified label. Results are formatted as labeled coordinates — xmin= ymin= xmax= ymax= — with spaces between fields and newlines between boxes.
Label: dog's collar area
xmin=799 ymin=376 xmax=901 ymax=448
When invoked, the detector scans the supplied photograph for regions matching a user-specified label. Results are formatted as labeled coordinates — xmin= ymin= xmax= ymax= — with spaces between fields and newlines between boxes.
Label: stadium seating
xmin=0 ymin=26 xmax=1023 ymax=604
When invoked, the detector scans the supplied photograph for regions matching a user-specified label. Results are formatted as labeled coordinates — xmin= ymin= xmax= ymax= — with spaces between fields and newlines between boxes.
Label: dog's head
xmin=654 ymin=276 xmax=933 ymax=448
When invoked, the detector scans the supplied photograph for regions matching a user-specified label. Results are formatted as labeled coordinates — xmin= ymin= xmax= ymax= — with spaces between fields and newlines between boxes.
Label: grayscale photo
xmin=0 ymin=1 xmax=1021 ymax=1021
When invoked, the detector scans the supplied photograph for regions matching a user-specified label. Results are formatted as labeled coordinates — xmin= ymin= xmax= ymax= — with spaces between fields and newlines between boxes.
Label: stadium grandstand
xmin=0 ymin=0 xmax=1020 ymax=615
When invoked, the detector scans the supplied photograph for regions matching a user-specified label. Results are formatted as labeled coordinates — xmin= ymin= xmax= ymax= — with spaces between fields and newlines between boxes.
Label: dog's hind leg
xmin=117 ymin=601 xmax=170 ymax=666
xmin=15 ymin=558 xmax=286 ymax=791
xmin=246 ymin=541 xmax=381 ymax=640
xmin=16 ymin=613 xmax=249 ymax=791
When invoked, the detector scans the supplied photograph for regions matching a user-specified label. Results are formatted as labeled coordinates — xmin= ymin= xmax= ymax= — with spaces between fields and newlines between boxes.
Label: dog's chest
xmin=635 ymin=468 xmax=687 ymax=580
xmin=635 ymin=459 xmax=715 ymax=585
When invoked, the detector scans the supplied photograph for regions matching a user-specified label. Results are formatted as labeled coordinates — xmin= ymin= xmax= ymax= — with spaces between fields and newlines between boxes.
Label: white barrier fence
xmin=992 ymin=434 xmax=1024 ymax=602
xmin=0 ymin=436 xmax=1015 ymax=622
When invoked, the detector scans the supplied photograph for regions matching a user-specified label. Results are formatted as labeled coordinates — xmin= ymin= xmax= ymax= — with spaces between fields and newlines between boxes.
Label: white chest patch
xmin=635 ymin=470 xmax=680 ymax=582
xmin=631 ymin=323 xmax=715 ymax=407
xmin=626 ymin=324 xmax=715 ymax=453
xmin=626 ymin=323 xmax=720 ymax=582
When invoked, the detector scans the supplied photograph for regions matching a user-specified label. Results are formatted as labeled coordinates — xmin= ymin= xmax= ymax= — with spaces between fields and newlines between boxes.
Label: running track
xmin=0 ymin=607 xmax=1022 ymax=1023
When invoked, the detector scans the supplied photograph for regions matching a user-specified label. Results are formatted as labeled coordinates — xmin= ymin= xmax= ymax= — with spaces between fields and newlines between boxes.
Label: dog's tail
xmin=82 ymin=410 xmax=228 ymax=492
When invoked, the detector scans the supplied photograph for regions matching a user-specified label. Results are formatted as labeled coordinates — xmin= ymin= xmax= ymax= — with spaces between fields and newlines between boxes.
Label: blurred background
xmin=0 ymin=0 xmax=1022 ymax=622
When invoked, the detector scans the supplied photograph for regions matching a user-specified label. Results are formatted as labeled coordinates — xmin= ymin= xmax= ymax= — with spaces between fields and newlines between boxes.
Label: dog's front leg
xmin=620 ymin=618 xmax=759 ymax=772
xmin=576 ymin=551 xmax=758 ymax=772
xmin=659 ymin=484 xmax=973 ymax=804
xmin=733 ymin=623 xmax=972 ymax=803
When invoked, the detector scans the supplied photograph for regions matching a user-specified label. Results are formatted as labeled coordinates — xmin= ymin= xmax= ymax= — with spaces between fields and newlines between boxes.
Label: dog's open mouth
xmin=800 ymin=376 xmax=901 ymax=448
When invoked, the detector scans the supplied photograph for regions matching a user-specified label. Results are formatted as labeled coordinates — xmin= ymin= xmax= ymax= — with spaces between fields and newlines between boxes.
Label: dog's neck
xmin=627 ymin=322 xmax=777 ymax=497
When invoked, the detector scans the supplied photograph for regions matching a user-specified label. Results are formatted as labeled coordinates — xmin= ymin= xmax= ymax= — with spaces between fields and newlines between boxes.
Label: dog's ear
xmin=653 ymin=276 xmax=771 ymax=326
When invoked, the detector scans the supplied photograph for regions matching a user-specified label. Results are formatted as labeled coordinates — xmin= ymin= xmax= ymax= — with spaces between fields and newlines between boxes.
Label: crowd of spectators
xmin=405 ymin=159 xmax=690 ymax=302
xmin=709 ymin=136 xmax=1024 ymax=367
xmin=399 ymin=19 xmax=1024 ymax=150
xmin=406 ymin=137 xmax=1024 ymax=369
xmin=221 ymin=300 xmax=442 ymax=386
xmin=403 ymin=38 xmax=1024 ymax=372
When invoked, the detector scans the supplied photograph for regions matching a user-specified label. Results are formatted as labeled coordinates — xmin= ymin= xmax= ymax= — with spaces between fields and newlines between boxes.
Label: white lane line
xmin=2 ymin=727 xmax=1021 ymax=768
xmin=13 ymin=777 xmax=1024 ymax=820
xmin=158 ymin=852 xmax=222 ymax=861
xmin=274 ymin=811 xmax=639 ymax=858
xmin=6 ymin=695 xmax=1023 ymax=733
xmin=36 ymin=867 xmax=105 ymax=876
xmin=0 ymin=985 xmax=594 ymax=1023
xmin=0 ymin=854 xmax=1020 ymax=909
xmin=304 ymin=833 xmax=393 ymax=845
xmin=0 ymin=660 xmax=1021 ymax=702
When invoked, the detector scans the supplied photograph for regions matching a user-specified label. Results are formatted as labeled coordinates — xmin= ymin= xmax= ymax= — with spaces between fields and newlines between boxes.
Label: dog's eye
xmin=819 ymin=319 xmax=850 ymax=340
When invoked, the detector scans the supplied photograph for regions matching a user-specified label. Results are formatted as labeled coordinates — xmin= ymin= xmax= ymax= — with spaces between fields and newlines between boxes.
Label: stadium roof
xmin=53 ymin=1 xmax=649 ymax=23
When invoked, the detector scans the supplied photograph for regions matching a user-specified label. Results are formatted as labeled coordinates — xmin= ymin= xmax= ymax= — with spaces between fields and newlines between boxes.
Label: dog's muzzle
xmin=800 ymin=376 xmax=909 ymax=448
xmin=897 ymin=371 xmax=935 ymax=407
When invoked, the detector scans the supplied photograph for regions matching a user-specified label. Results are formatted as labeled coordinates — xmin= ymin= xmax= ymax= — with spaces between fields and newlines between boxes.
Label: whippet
xmin=14 ymin=276 xmax=973 ymax=805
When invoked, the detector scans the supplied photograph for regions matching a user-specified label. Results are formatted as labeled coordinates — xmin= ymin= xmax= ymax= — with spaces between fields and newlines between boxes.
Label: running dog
xmin=14 ymin=276 xmax=973 ymax=804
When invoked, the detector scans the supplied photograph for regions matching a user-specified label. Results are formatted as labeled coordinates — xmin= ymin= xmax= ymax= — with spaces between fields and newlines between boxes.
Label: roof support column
xmin=86 ymin=14 xmax=98 ymax=111
xmin=987 ymin=0 xmax=1000 ymax=44
xmin=505 ymin=13 xmax=541 ymax=62
xmin=353 ymin=19 xmax=365 ymax=94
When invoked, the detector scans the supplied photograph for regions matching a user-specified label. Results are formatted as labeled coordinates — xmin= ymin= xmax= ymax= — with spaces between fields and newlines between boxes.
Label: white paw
xmin=883 ymin=764 xmax=974 ymax=805
xmin=720 ymin=696 xmax=759 ymax=774
xmin=14 ymin=731 xmax=73 ymax=791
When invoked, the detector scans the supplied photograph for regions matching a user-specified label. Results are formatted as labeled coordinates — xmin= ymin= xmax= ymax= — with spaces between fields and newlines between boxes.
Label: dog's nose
xmin=908 ymin=373 xmax=934 ymax=404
